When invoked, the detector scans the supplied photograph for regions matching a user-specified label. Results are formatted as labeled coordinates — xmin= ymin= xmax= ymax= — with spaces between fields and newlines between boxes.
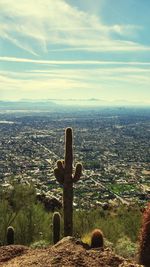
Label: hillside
xmin=0 ymin=237 xmax=142 ymax=267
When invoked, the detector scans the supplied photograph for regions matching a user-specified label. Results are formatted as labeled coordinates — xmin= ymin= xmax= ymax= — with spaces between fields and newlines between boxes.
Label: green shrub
xmin=115 ymin=236 xmax=138 ymax=259
xmin=30 ymin=240 xmax=49 ymax=249
xmin=13 ymin=202 xmax=53 ymax=245
xmin=74 ymin=206 xmax=141 ymax=245
xmin=0 ymin=183 xmax=54 ymax=245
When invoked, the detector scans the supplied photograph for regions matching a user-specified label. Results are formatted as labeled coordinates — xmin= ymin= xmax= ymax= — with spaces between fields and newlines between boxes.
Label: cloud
xmin=1 ymin=64 xmax=150 ymax=101
xmin=0 ymin=71 xmax=90 ymax=101
xmin=1 ymin=56 xmax=150 ymax=66
xmin=0 ymin=0 xmax=149 ymax=55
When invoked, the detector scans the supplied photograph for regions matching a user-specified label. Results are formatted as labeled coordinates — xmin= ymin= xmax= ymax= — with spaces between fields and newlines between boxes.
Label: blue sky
xmin=0 ymin=0 xmax=150 ymax=104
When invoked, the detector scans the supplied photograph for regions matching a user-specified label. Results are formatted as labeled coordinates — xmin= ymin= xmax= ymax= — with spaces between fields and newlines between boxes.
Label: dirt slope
xmin=0 ymin=237 xmax=142 ymax=267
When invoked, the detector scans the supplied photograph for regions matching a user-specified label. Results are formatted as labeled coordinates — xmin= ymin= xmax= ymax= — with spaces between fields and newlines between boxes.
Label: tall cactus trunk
xmin=64 ymin=128 xmax=73 ymax=236
xmin=54 ymin=127 xmax=82 ymax=237
xmin=63 ymin=178 xmax=73 ymax=236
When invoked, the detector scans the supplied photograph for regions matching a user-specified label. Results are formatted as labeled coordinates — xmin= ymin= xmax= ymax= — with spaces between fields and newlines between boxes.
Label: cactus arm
xmin=54 ymin=168 xmax=64 ymax=185
xmin=57 ymin=160 xmax=64 ymax=170
xmin=73 ymin=163 xmax=82 ymax=183
xmin=54 ymin=160 xmax=65 ymax=185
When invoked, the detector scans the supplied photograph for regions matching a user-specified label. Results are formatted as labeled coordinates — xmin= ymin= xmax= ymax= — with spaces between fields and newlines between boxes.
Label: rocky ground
xmin=0 ymin=237 xmax=142 ymax=267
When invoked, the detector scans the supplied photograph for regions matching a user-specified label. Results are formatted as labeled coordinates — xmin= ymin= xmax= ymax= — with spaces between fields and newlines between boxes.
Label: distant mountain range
xmin=0 ymin=99 xmax=149 ymax=111
xmin=0 ymin=100 xmax=58 ymax=111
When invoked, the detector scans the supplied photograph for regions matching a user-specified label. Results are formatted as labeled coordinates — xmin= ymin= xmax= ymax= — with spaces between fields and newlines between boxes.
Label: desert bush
xmin=74 ymin=206 xmax=141 ymax=245
xmin=30 ymin=240 xmax=49 ymax=249
xmin=0 ymin=200 xmax=12 ymax=244
xmin=13 ymin=202 xmax=53 ymax=245
xmin=0 ymin=183 xmax=54 ymax=245
xmin=115 ymin=236 xmax=138 ymax=258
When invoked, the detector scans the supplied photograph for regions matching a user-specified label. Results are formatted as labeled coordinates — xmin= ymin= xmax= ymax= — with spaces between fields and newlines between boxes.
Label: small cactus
xmin=91 ymin=229 xmax=104 ymax=249
xmin=52 ymin=212 xmax=61 ymax=244
xmin=139 ymin=202 xmax=150 ymax=266
xmin=54 ymin=128 xmax=82 ymax=236
xmin=7 ymin=226 xmax=14 ymax=245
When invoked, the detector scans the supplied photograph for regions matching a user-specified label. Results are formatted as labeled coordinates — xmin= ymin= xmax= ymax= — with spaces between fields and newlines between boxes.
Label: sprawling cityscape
xmin=0 ymin=104 xmax=150 ymax=209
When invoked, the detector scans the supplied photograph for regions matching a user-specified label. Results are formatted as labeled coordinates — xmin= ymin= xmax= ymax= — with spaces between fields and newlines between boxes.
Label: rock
xmin=0 ymin=238 xmax=142 ymax=267
xmin=0 ymin=245 xmax=28 ymax=263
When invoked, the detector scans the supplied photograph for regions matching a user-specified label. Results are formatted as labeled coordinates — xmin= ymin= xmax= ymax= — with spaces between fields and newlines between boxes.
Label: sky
xmin=0 ymin=0 xmax=150 ymax=105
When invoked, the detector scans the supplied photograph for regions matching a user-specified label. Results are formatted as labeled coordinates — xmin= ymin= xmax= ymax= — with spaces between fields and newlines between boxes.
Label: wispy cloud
xmin=0 ymin=0 xmax=149 ymax=103
xmin=1 ymin=66 xmax=150 ymax=78
xmin=0 ymin=64 xmax=150 ymax=102
xmin=0 ymin=72 xmax=89 ymax=101
xmin=0 ymin=0 xmax=149 ymax=55
xmin=1 ymin=56 xmax=150 ymax=66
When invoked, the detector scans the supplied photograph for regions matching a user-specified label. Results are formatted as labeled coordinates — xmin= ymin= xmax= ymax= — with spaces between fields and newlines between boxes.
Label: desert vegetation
xmin=0 ymin=184 xmax=142 ymax=257
xmin=0 ymin=182 xmax=144 ymax=260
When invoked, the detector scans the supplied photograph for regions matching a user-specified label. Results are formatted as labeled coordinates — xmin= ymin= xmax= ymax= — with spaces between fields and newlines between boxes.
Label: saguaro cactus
xmin=7 ymin=226 xmax=14 ymax=245
xmin=54 ymin=127 xmax=82 ymax=236
xmin=53 ymin=212 xmax=61 ymax=244
xmin=139 ymin=202 xmax=150 ymax=266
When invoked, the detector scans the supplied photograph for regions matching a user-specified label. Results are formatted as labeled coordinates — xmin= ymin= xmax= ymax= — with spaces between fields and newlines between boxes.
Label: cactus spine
xmin=91 ymin=229 xmax=104 ymax=249
xmin=54 ymin=128 xmax=82 ymax=236
xmin=139 ymin=203 xmax=150 ymax=266
xmin=7 ymin=226 xmax=14 ymax=245
xmin=53 ymin=212 xmax=61 ymax=244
